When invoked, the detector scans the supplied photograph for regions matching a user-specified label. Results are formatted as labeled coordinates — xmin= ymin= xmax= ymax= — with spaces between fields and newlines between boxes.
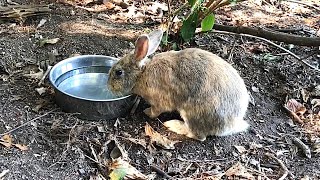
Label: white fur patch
xmin=217 ymin=117 xmax=250 ymax=136
xmin=138 ymin=57 xmax=150 ymax=67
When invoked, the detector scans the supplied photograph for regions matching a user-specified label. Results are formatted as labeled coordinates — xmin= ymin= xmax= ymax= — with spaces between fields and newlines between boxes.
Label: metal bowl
xmin=49 ymin=55 xmax=136 ymax=120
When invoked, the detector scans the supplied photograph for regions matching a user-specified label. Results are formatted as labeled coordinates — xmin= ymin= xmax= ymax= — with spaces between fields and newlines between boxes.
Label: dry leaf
xmin=234 ymin=145 xmax=247 ymax=154
xmin=114 ymin=118 xmax=121 ymax=128
xmin=35 ymin=87 xmax=47 ymax=95
xmin=311 ymin=99 xmax=320 ymax=109
xmin=285 ymin=99 xmax=304 ymax=113
xmin=97 ymin=126 xmax=106 ymax=133
xmin=145 ymin=123 xmax=179 ymax=150
xmin=301 ymin=175 xmax=311 ymax=180
xmin=225 ymin=162 xmax=254 ymax=179
xmin=13 ymin=144 xmax=29 ymax=151
xmin=109 ymin=158 xmax=148 ymax=180
xmin=251 ymin=86 xmax=259 ymax=93
xmin=126 ymin=137 xmax=147 ymax=149
xmin=1 ymin=134 xmax=13 ymax=147
xmin=284 ymin=99 xmax=305 ymax=123
xmin=39 ymin=38 xmax=60 ymax=47
xmin=32 ymin=99 xmax=48 ymax=112
xmin=102 ymin=0 xmax=115 ymax=10
xmin=0 ymin=141 xmax=12 ymax=148
xmin=37 ymin=19 xmax=47 ymax=28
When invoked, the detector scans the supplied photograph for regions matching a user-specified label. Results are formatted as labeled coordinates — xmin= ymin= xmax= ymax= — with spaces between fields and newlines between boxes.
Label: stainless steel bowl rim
xmin=49 ymin=55 xmax=132 ymax=102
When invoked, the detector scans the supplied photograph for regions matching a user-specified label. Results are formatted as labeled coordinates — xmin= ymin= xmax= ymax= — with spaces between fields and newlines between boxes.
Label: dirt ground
xmin=0 ymin=0 xmax=320 ymax=179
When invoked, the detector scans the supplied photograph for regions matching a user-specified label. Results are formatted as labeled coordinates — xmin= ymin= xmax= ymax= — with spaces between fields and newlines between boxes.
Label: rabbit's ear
xmin=134 ymin=29 xmax=163 ymax=67
xmin=134 ymin=35 xmax=149 ymax=62
xmin=146 ymin=29 xmax=163 ymax=56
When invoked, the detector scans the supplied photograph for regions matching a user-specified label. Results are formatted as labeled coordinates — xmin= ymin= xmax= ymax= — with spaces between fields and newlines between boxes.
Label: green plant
xmin=178 ymin=0 xmax=241 ymax=42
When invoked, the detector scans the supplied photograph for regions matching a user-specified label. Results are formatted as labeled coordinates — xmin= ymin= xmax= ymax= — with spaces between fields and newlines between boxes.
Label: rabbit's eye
xmin=115 ymin=70 xmax=123 ymax=76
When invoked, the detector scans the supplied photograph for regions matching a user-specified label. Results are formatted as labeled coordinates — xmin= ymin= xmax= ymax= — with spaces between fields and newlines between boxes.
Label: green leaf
xmin=188 ymin=0 xmax=197 ymax=6
xmin=161 ymin=32 xmax=168 ymax=46
xmin=181 ymin=11 xmax=199 ymax=42
xmin=188 ymin=0 xmax=204 ymax=13
xmin=229 ymin=0 xmax=238 ymax=5
xmin=172 ymin=43 xmax=178 ymax=51
xmin=201 ymin=13 xmax=215 ymax=32
xmin=262 ymin=53 xmax=280 ymax=62
xmin=109 ymin=168 xmax=127 ymax=180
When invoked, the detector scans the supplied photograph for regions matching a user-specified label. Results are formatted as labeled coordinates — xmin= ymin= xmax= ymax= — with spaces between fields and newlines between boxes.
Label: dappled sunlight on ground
xmin=59 ymin=20 xmax=140 ymax=39
xmin=218 ymin=0 xmax=319 ymax=28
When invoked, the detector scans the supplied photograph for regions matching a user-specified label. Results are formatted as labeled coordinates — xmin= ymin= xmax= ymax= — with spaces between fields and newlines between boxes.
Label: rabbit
xmin=108 ymin=29 xmax=250 ymax=141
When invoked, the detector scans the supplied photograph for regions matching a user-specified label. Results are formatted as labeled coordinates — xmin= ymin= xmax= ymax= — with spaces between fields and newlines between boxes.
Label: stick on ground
xmin=0 ymin=109 xmax=57 ymax=136
xmin=150 ymin=164 xmax=173 ymax=179
xmin=266 ymin=153 xmax=294 ymax=180
xmin=292 ymin=137 xmax=311 ymax=158
xmin=206 ymin=29 xmax=320 ymax=72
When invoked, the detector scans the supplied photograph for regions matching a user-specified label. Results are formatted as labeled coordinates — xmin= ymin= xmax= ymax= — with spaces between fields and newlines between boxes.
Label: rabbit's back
xmin=142 ymin=48 xmax=248 ymax=104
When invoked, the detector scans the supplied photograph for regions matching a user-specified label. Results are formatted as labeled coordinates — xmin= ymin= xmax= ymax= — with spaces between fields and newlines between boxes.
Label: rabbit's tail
xmin=215 ymin=117 xmax=249 ymax=136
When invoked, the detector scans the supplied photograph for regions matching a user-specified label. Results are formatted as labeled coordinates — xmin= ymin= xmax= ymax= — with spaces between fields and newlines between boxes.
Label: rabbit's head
xmin=108 ymin=29 xmax=163 ymax=96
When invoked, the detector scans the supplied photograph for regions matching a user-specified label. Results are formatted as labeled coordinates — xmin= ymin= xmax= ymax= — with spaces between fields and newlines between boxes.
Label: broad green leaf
xmin=109 ymin=168 xmax=127 ymax=180
xmin=181 ymin=11 xmax=198 ymax=42
xmin=201 ymin=13 xmax=215 ymax=32
xmin=188 ymin=0 xmax=197 ymax=6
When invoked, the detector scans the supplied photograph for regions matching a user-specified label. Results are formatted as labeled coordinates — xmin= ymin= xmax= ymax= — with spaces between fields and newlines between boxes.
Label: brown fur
xmin=108 ymin=35 xmax=249 ymax=141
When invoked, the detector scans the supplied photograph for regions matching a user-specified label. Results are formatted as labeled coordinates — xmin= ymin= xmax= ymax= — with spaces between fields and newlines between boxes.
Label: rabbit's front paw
xmin=143 ymin=107 xmax=160 ymax=119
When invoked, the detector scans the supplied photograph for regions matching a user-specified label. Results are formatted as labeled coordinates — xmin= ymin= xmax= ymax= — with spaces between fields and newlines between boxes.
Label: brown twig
xmin=130 ymin=96 xmax=141 ymax=115
xmin=270 ymin=27 xmax=304 ymax=33
xmin=227 ymin=35 xmax=238 ymax=61
xmin=177 ymin=157 xmax=227 ymax=163
xmin=150 ymin=164 xmax=173 ymax=179
xmin=38 ymin=65 xmax=52 ymax=86
xmin=266 ymin=153 xmax=294 ymax=180
xmin=204 ymin=29 xmax=320 ymax=72
xmin=0 ymin=4 xmax=51 ymax=21
xmin=213 ymin=24 xmax=320 ymax=47
xmin=199 ymin=0 xmax=223 ymax=20
xmin=0 ymin=109 xmax=57 ymax=136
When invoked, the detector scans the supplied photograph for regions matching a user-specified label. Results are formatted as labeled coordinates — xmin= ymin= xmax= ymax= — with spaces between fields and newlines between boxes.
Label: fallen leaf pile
xmin=284 ymin=86 xmax=320 ymax=135
xmin=0 ymin=134 xmax=28 ymax=151
xmin=225 ymin=162 xmax=254 ymax=180
xmin=284 ymin=86 xmax=320 ymax=153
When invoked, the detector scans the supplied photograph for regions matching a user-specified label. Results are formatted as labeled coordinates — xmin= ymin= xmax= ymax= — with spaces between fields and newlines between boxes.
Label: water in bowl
xmin=57 ymin=68 xmax=118 ymax=100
